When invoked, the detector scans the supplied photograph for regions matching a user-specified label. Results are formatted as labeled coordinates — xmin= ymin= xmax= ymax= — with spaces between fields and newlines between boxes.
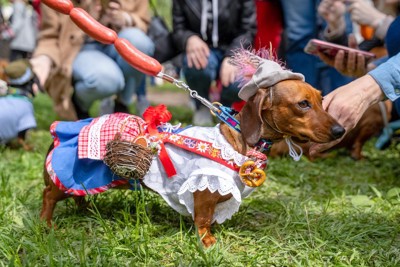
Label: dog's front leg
xmin=193 ymin=189 xmax=232 ymax=247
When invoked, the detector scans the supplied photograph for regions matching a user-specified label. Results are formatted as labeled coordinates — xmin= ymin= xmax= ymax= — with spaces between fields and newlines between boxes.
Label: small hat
xmin=4 ymin=59 xmax=34 ymax=85
xmin=238 ymin=60 xmax=304 ymax=101
xmin=231 ymin=49 xmax=305 ymax=101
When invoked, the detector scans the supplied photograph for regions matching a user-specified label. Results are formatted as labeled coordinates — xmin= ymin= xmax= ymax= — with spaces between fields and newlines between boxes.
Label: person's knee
xmin=79 ymin=70 xmax=124 ymax=93
xmin=118 ymin=27 xmax=155 ymax=56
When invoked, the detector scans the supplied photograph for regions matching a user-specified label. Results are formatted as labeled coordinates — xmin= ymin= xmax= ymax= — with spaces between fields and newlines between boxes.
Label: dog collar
xmin=0 ymin=86 xmax=34 ymax=100
xmin=211 ymin=103 xmax=273 ymax=153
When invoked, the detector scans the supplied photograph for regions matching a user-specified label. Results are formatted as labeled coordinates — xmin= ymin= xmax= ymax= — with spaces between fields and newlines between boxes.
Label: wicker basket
xmin=103 ymin=132 xmax=153 ymax=180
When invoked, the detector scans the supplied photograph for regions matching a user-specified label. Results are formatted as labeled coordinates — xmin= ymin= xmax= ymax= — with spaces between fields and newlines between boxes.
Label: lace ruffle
xmin=87 ymin=115 xmax=109 ymax=159
xmin=211 ymin=125 xmax=248 ymax=167
xmin=177 ymin=172 xmax=242 ymax=224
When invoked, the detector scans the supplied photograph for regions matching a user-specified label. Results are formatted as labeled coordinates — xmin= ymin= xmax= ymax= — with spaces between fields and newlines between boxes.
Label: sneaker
xmin=136 ymin=97 xmax=150 ymax=116
xmin=193 ymin=106 xmax=213 ymax=126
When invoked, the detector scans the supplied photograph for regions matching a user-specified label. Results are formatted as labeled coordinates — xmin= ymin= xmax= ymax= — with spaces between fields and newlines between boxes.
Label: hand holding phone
xmin=304 ymin=39 xmax=376 ymax=62
xmin=304 ymin=38 xmax=376 ymax=77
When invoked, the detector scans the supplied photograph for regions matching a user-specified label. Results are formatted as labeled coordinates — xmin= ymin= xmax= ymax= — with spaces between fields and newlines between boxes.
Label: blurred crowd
xmin=0 ymin=0 xmax=400 ymax=153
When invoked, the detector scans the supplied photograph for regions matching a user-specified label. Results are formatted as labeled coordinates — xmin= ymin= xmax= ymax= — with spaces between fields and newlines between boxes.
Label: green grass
xmin=1 ymin=93 xmax=400 ymax=266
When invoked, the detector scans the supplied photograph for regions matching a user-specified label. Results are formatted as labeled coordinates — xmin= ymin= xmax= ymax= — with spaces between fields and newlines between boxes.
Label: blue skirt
xmin=47 ymin=118 xmax=139 ymax=196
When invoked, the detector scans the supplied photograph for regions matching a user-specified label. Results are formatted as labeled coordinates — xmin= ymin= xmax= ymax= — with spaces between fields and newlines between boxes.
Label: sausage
xmin=70 ymin=8 xmax=118 ymax=45
xmin=41 ymin=0 xmax=74 ymax=15
xmin=114 ymin=38 xmax=162 ymax=76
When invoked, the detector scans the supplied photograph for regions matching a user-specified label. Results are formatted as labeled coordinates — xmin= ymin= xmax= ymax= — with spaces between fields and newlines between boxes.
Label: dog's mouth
xmin=291 ymin=135 xmax=309 ymax=143
xmin=292 ymin=133 xmax=311 ymax=144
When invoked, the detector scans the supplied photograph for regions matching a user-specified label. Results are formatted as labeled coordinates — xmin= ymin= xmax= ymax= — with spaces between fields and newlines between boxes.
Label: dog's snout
xmin=331 ymin=124 xmax=345 ymax=139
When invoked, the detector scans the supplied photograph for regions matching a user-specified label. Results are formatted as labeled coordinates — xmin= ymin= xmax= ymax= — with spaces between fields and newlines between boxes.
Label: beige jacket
xmin=34 ymin=0 xmax=150 ymax=120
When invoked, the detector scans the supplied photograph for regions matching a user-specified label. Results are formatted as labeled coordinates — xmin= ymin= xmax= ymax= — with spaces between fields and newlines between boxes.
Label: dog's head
xmin=239 ymin=80 xmax=345 ymax=145
xmin=3 ymin=59 xmax=43 ymax=97
xmin=231 ymin=49 xmax=344 ymax=146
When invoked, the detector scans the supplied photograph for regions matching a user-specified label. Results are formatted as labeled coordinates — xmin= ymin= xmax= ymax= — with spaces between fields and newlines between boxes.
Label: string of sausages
xmin=41 ymin=0 xmax=162 ymax=76
xmin=41 ymin=0 xmax=220 ymax=112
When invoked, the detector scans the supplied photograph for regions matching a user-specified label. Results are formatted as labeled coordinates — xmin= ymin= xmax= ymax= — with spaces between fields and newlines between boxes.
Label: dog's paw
xmin=201 ymin=234 xmax=217 ymax=248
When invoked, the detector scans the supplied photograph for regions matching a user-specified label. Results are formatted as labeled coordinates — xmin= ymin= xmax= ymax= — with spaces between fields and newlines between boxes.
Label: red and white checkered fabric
xmin=78 ymin=113 xmax=147 ymax=160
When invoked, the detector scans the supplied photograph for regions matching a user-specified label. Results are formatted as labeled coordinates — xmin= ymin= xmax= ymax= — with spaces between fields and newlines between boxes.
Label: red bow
xmin=143 ymin=105 xmax=172 ymax=132
xmin=143 ymin=105 xmax=177 ymax=178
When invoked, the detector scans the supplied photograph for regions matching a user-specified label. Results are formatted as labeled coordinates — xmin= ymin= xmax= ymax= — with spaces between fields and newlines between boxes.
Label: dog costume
xmin=47 ymin=112 xmax=261 ymax=223
xmin=0 ymin=60 xmax=37 ymax=144
xmin=47 ymin=53 xmax=303 ymax=223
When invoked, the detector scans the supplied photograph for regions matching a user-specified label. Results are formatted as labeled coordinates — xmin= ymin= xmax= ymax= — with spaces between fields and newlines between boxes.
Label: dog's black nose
xmin=331 ymin=124 xmax=345 ymax=139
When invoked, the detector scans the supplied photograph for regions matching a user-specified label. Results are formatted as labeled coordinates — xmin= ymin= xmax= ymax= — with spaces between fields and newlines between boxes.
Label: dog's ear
xmin=240 ymin=89 xmax=270 ymax=146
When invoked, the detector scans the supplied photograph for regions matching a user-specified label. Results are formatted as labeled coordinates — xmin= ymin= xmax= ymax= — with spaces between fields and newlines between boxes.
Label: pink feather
xmin=230 ymin=47 xmax=286 ymax=87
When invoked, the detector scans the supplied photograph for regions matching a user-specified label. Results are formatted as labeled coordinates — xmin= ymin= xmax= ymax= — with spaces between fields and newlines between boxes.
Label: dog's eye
xmin=298 ymin=100 xmax=311 ymax=109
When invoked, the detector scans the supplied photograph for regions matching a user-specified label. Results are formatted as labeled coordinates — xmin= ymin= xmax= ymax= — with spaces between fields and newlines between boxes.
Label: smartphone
xmin=304 ymin=39 xmax=376 ymax=63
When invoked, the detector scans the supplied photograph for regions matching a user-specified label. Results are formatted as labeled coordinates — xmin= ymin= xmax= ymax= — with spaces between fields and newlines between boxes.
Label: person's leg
xmin=182 ymin=49 xmax=220 ymax=107
xmin=103 ymin=27 xmax=155 ymax=112
xmin=280 ymin=0 xmax=319 ymax=86
xmin=72 ymin=48 xmax=125 ymax=116
xmin=209 ymin=50 xmax=242 ymax=107
xmin=319 ymin=66 xmax=353 ymax=96
xmin=135 ymin=76 xmax=150 ymax=115
xmin=182 ymin=49 xmax=220 ymax=125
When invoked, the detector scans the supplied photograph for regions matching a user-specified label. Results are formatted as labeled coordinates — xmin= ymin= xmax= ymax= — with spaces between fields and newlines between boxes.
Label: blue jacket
xmin=369 ymin=16 xmax=400 ymax=102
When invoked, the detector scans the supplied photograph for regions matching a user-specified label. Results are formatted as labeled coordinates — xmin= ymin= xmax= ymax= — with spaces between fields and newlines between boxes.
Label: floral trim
xmin=160 ymin=132 xmax=247 ymax=171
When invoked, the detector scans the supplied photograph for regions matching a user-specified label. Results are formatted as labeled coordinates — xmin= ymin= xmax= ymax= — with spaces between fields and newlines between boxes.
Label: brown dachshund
xmin=269 ymin=100 xmax=392 ymax=160
xmin=40 ymin=78 xmax=345 ymax=247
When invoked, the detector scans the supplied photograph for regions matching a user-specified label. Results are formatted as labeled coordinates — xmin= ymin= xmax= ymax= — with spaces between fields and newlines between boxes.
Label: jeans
xmin=182 ymin=48 xmax=241 ymax=109
xmin=72 ymin=27 xmax=155 ymax=111
xmin=280 ymin=0 xmax=353 ymax=95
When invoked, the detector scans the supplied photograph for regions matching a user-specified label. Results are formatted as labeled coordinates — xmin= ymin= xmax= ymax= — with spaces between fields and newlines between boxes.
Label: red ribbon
xmin=143 ymin=105 xmax=177 ymax=178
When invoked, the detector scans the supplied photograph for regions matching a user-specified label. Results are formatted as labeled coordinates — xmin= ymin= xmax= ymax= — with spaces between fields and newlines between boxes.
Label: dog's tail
xmin=43 ymin=142 xmax=55 ymax=186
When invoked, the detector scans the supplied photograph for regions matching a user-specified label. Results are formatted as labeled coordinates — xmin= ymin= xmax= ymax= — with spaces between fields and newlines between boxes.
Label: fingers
xmin=309 ymin=139 xmax=342 ymax=156
xmin=186 ymin=36 xmax=210 ymax=69
xmin=188 ymin=51 xmax=208 ymax=69
xmin=333 ymin=49 xmax=366 ymax=77
xmin=356 ymin=53 xmax=366 ymax=74
xmin=220 ymin=71 xmax=228 ymax=87
xmin=108 ymin=1 xmax=121 ymax=10
xmin=348 ymin=34 xmax=358 ymax=49
xmin=321 ymin=90 xmax=334 ymax=110
xmin=30 ymin=55 xmax=52 ymax=87
xmin=187 ymin=51 xmax=208 ymax=69
xmin=333 ymin=50 xmax=346 ymax=72
xmin=220 ymin=58 xmax=237 ymax=87
xmin=317 ymin=50 xmax=335 ymax=66
xmin=346 ymin=50 xmax=356 ymax=72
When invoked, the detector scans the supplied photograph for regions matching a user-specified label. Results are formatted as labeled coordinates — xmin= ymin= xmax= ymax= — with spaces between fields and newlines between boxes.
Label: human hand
xmin=309 ymin=74 xmax=384 ymax=155
xmin=30 ymin=55 xmax=53 ymax=90
xmin=318 ymin=0 xmax=346 ymax=31
xmin=102 ymin=1 xmax=129 ymax=30
xmin=219 ymin=58 xmax=237 ymax=87
xmin=347 ymin=0 xmax=386 ymax=28
xmin=185 ymin=35 xmax=210 ymax=70
xmin=317 ymin=35 xmax=368 ymax=77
